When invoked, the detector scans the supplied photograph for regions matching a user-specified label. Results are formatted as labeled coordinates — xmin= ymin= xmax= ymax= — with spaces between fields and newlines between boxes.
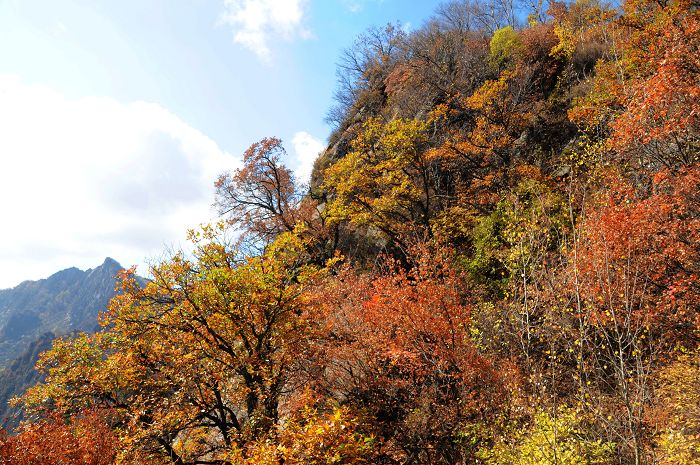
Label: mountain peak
xmin=46 ymin=266 xmax=82 ymax=281
xmin=0 ymin=258 xmax=125 ymax=366
xmin=101 ymin=257 xmax=122 ymax=269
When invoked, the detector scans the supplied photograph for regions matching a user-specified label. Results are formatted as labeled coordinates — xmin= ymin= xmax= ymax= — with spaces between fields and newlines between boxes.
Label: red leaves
xmin=361 ymin=256 xmax=476 ymax=382
xmin=308 ymin=243 xmax=507 ymax=463
xmin=0 ymin=409 xmax=117 ymax=465
xmin=611 ymin=1 xmax=700 ymax=164
xmin=577 ymin=165 xmax=700 ymax=341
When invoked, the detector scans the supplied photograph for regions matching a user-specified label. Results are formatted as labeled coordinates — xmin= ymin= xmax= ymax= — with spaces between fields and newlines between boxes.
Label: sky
xmin=0 ymin=0 xmax=444 ymax=288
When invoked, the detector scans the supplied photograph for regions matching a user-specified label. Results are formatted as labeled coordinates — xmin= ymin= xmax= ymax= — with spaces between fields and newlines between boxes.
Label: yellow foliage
xmin=490 ymin=26 xmax=523 ymax=67
xmin=656 ymin=351 xmax=700 ymax=465
xmin=230 ymin=406 xmax=374 ymax=464
xmin=323 ymin=117 xmax=430 ymax=240
xmin=482 ymin=407 xmax=614 ymax=465
xmin=551 ymin=23 xmax=576 ymax=59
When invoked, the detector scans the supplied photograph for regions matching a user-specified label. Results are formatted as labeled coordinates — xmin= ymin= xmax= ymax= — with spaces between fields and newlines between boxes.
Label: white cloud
xmin=343 ymin=1 xmax=362 ymax=13
xmin=0 ymin=75 xmax=238 ymax=288
xmin=219 ymin=0 xmax=311 ymax=64
xmin=55 ymin=21 xmax=67 ymax=35
xmin=340 ymin=0 xmax=385 ymax=13
xmin=291 ymin=131 xmax=324 ymax=185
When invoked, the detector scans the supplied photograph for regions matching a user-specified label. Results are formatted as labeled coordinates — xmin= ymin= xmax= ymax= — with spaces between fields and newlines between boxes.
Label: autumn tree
xmin=22 ymin=227 xmax=334 ymax=465
xmin=323 ymin=117 xmax=444 ymax=250
xmin=609 ymin=0 xmax=700 ymax=167
xmin=215 ymin=137 xmax=335 ymax=261
xmin=384 ymin=20 xmax=489 ymax=120
xmin=228 ymin=404 xmax=376 ymax=465
xmin=481 ymin=407 xmax=614 ymax=465
xmin=489 ymin=26 xmax=522 ymax=69
xmin=470 ymin=174 xmax=569 ymax=370
xmin=544 ymin=165 xmax=700 ymax=464
xmin=327 ymin=24 xmax=406 ymax=129
xmin=426 ymin=69 xmax=533 ymax=213
xmin=309 ymin=243 xmax=509 ymax=464
xmin=436 ymin=0 xmax=519 ymax=34
xmin=215 ymin=138 xmax=302 ymax=251
xmin=570 ymin=0 xmax=699 ymax=169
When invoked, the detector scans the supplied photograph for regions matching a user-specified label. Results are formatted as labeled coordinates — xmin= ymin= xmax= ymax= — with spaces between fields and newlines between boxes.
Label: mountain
xmin=0 ymin=257 xmax=123 ymax=367
xmin=0 ymin=332 xmax=54 ymax=428
xmin=0 ymin=258 xmax=125 ymax=430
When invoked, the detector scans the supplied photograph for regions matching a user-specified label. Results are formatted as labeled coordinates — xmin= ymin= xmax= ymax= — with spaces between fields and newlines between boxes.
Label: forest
xmin=1 ymin=0 xmax=698 ymax=464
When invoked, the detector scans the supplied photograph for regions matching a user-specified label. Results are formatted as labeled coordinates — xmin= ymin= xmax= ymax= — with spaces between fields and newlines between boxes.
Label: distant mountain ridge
xmin=0 ymin=258 xmax=125 ymax=430
xmin=0 ymin=257 xmax=123 ymax=367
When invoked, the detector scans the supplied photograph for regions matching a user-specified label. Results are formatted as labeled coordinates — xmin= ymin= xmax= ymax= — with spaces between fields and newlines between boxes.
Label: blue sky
xmin=0 ymin=0 xmax=443 ymax=287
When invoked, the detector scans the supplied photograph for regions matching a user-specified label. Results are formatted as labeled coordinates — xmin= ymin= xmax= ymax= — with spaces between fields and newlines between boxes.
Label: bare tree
xmin=437 ymin=0 xmax=519 ymax=34
xmin=326 ymin=24 xmax=407 ymax=128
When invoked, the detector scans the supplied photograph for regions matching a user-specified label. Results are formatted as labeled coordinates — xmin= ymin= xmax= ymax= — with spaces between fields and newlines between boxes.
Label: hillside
xmin=0 ymin=257 xmax=123 ymax=367
xmin=0 ymin=333 xmax=54 ymax=429
xmin=2 ymin=1 xmax=698 ymax=464
xmin=0 ymin=259 xmax=124 ymax=430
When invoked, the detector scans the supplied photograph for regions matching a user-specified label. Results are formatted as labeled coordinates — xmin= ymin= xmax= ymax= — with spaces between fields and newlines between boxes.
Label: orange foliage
xmin=215 ymin=137 xmax=301 ymax=247
xmin=0 ymin=410 xmax=117 ymax=465
xmin=310 ymin=243 xmax=510 ymax=463
xmin=611 ymin=0 xmax=700 ymax=164
xmin=577 ymin=165 xmax=700 ymax=344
